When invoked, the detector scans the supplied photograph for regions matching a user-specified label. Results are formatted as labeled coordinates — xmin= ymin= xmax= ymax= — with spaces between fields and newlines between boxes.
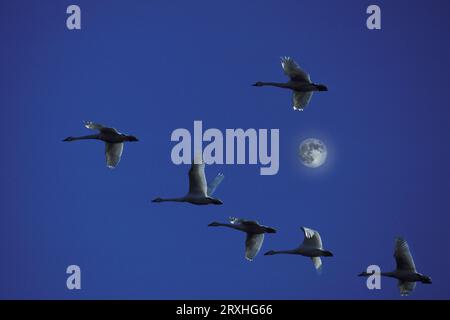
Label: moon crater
xmin=299 ymin=138 xmax=327 ymax=168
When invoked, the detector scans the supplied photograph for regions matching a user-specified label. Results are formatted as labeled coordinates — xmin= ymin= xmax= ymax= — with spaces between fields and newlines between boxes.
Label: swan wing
xmin=394 ymin=237 xmax=416 ymax=272
xmin=293 ymin=91 xmax=313 ymax=110
xmin=301 ymin=227 xmax=323 ymax=249
xmin=84 ymin=121 xmax=120 ymax=134
xmin=229 ymin=217 xmax=244 ymax=225
xmin=245 ymin=233 xmax=264 ymax=261
xmin=281 ymin=57 xmax=311 ymax=82
xmin=311 ymin=257 xmax=323 ymax=271
xmin=241 ymin=220 xmax=260 ymax=226
xmin=188 ymin=162 xmax=208 ymax=197
xmin=230 ymin=217 xmax=260 ymax=228
xmin=207 ymin=173 xmax=224 ymax=196
xmin=398 ymin=280 xmax=416 ymax=296
xmin=105 ymin=142 xmax=124 ymax=168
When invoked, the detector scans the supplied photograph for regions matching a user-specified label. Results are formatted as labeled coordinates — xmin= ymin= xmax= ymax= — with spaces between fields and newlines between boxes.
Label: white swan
xmin=152 ymin=159 xmax=224 ymax=205
xmin=63 ymin=121 xmax=138 ymax=168
xmin=264 ymin=227 xmax=333 ymax=271
xmin=208 ymin=217 xmax=276 ymax=261
xmin=253 ymin=57 xmax=328 ymax=111
xmin=358 ymin=237 xmax=432 ymax=296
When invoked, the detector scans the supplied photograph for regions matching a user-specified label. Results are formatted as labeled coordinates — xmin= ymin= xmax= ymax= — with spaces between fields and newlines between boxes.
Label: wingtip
xmin=316 ymin=266 xmax=323 ymax=275
xmin=400 ymin=292 xmax=410 ymax=297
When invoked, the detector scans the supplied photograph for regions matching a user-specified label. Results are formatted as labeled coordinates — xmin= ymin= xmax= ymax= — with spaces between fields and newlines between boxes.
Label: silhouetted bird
xmin=152 ymin=157 xmax=224 ymax=205
xmin=358 ymin=237 xmax=432 ymax=296
xmin=209 ymin=217 xmax=276 ymax=261
xmin=264 ymin=227 xmax=333 ymax=272
xmin=63 ymin=121 xmax=138 ymax=168
xmin=253 ymin=56 xmax=328 ymax=111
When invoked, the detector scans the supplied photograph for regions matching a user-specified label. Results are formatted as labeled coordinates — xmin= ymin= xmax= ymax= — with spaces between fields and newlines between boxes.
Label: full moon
xmin=299 ymin=138 xmax=327 ymax=168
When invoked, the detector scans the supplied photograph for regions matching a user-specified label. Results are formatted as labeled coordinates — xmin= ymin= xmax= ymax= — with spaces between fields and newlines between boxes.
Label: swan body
xmin=358 ymin=237 xmax=432 ymax=296
xmin=264 ymin=227 xmax=333 ymax=271
xmin=152 ymin=161 xmax=224 ymax=205
xmin=208 ymin=217 xmax=276 ymax=261
xmin=253 ymin=57 xmax=327 ymax=111
xmin=62 ymin=121 xmax=138 ymax=168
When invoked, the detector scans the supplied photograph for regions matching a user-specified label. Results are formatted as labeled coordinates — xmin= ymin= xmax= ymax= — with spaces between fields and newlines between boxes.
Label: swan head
xmin=252 ymin=81 xmax=264 ymax=87
xmin=314 ymin=84 xmax=328 ymax=91
xmin=208 ymin=222 xmax=222 ymax=227
xmin=152 ymin=197 xmax=163 ymax=203
xmin=420 ymin=275 xmax=432 ymax=284
xmin=265 ymin=227 xmax=277 ymax=234
xmin=322 ymin=250 xmax=333 ymax=257
xmin=63 ymin=136 xmax=74 ymax=142
xmin=264 ymin=250 xmax=276 ymax=256
xmin=209 ymin=197 xmax=223 ymax=205
xmin=126 ymin=135 xmax=139 ymax=142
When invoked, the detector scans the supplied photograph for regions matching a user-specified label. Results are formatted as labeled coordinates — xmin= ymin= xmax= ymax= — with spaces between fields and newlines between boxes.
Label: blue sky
xmin=1 ymin=0 xmax=450 ymax=299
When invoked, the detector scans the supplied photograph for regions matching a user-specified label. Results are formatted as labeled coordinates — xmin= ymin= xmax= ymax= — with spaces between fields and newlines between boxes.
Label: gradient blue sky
xmin=1 ymin=0 xmax=450 ymax=299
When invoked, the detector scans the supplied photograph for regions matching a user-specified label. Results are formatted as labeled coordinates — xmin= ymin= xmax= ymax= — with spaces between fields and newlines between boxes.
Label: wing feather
xmin=245 ymin=233 xmax=264 ymax=261
xmin=207 ymin=173 xmax=224 ymax=196
xmin=281 ymin=57 xmax=311 ymax=82
xmin=398 ymin=280 xmax=416 ymax=296
xmin=85 ymin=121 xmax=119 ymax=134
xmin=311 ymin=257 xmax=323 ymax=271
xmin=105 ymin=142 xmax=124 ymax=168
xmin=394 ymin=238 xmax=416 ymax=272
xmin=292 ymin=91 xmax=313 ymax=110
xmin=301 ymin=227 xmax=323 ymax=249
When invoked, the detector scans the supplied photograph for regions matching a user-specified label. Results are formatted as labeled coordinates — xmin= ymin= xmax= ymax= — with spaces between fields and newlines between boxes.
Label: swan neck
xmin=160 ymin=197 xmax=186 ymax=202
xmin=380 ymin=271 xmax=396 ymax=278
xmin=260 ymin=82 xmax=290 ymax=88
xmin=71 ymin=134 xmax=100 ymax=140
xmin=215 ymin=223 xmax=239 ymax=229
xmin=272 ymin=249 xmax=297 ymax=255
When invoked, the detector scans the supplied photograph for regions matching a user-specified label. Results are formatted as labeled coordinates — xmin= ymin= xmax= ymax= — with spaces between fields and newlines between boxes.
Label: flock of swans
xmin=62 ymin=57 xmax=431 ymax=296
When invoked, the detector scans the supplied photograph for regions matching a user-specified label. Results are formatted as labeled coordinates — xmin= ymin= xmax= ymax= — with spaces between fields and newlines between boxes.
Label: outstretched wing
xmin=245 ymin=233 xmax=264 ymax=261
xmin=281 ymin=57 xmax=311 ymax=82
xmin=394 ymin=238 xmax=416 ymax=272
xmin=207 ymin=173 xmax=224 ymax=196
xmin=229 ymin=217 xmax=260 ymax=228
xmin=229 ymin=217 xmax=244 ymax=225
xmin=84 ymin=121 xmax=119 ymax=134
xmin=311 ymin=257 xmax=323 ymax=272
xmin=301 ymin=227 xmax=323 ymax=249
xmin=292 ymin=91 xmax=313 ymax=110
xmin=188 ymin=162 xmax=208 ymax=197
xmin=105 ymin=142 xmax=124 ymax=168
xmin=398 ymin=280 xmax=416 ymax=296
